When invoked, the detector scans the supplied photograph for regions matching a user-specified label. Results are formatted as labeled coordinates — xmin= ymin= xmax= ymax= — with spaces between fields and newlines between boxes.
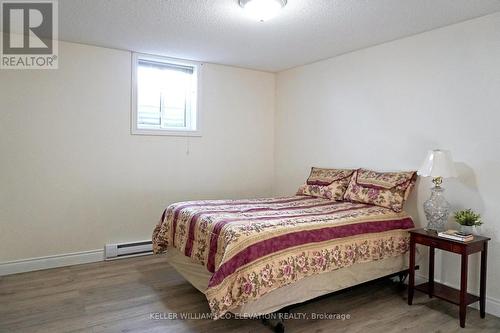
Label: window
xmin=131 ymin=53 xmax=201 ymax=136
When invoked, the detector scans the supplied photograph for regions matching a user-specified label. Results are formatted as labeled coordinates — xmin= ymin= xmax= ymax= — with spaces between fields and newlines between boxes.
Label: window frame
xmin=131 ymin=52 xmax=202 ymax=137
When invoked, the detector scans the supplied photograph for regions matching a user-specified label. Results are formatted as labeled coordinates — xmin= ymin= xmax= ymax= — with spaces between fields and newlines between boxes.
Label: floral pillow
xmin=297 ymin=167 xmax=354 ymax=201
xmin=343 ymin=168 xmax=417 ymax=212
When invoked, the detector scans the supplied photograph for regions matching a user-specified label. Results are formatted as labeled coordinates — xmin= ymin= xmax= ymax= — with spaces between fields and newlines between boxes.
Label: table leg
xmin=480 ymin=243 xmax=488 ymax=319
xmin=408 ymin=236 xmax=415 ymax=305
xmin=460 ymin=253 xmax=468 ymax=328
xmin=429 ymin=246 xmax=435 ymax=298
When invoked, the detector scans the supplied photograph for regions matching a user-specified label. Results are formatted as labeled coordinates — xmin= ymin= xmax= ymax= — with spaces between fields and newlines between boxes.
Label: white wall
xmin=0 ymin=41 xmax=275 ymax=263
xmin=275 ymin=13 xmax=500 ymax=308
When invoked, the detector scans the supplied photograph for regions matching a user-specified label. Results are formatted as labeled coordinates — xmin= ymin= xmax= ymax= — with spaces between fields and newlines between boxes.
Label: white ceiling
xmin=59 ymin=0 xmax=500 ymax=72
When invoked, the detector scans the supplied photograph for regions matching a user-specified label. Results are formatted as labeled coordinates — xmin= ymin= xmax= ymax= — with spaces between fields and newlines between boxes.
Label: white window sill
xmin=131 ymin=128 xmax=202 ymax=137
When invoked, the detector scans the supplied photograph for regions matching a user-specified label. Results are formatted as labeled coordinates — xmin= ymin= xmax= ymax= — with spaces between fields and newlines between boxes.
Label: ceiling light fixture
xmin=239 ymin=0 xmax=287 ymax=22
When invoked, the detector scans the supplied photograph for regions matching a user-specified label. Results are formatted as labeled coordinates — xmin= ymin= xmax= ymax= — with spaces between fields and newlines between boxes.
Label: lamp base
xmin=423 ymin=186 xmax=451 ymax=232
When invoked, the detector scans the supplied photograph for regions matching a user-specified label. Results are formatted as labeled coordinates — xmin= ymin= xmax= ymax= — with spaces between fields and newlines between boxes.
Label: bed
xmin=153 ymin=191 xmax=416 ymax=319
xmin=153 ymin=167 xmax=418 ymax=322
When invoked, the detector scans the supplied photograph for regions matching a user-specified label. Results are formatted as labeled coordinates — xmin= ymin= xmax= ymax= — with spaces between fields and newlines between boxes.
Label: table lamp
xmin=417 ymin=149 xmax=457 ymax=231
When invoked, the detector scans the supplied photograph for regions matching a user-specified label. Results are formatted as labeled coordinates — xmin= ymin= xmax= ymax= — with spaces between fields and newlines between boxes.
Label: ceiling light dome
xmin=239 ymin=0 xmax=287 ymax=22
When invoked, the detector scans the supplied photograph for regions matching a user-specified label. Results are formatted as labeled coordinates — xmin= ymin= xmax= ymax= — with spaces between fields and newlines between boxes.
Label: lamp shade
xmin=418 ymin=149 xmax=457 ymax=178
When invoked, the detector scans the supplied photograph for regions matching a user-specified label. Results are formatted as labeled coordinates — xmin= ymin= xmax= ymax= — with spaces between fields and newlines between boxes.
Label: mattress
xmin=166 ymin=247 xmax=412 ymax=316
xmin=153 ymin=196 xmax=415 ymax=317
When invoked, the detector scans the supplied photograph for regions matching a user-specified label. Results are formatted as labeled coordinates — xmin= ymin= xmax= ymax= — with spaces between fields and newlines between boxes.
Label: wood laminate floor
xmin=1 ymin=255 xmax=499 ymax=333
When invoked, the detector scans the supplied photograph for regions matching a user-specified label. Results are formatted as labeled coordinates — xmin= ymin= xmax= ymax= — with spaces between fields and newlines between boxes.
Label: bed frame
xmin=261 ymin=266 xmax=419 ymax=333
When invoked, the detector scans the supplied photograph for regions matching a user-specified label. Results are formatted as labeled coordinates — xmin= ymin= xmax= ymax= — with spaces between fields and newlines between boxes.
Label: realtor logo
xmin=1 ymin=0 xmax=58 ymax=69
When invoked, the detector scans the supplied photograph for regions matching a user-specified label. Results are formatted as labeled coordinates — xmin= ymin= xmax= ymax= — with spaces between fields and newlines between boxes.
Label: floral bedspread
xmin=152 ymin=196 xmax=414 ymax=318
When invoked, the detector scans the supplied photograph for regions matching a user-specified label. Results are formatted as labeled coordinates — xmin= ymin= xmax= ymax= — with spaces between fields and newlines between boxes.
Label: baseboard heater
xmin=104 ymin=240 xmax=153 ymax=260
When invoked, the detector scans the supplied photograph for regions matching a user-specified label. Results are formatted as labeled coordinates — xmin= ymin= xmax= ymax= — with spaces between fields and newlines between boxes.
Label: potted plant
xmin=454 ymin=209 xmax=482 ymax=235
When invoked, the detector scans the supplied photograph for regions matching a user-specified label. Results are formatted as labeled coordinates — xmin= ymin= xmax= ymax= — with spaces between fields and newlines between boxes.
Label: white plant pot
xmin=458 ymin=224 xmax=480 ymax=235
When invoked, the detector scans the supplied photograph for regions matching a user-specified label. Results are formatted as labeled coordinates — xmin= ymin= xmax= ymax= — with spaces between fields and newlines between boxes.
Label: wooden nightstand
xmin=407 ymin=228 xmax=490 ymax=328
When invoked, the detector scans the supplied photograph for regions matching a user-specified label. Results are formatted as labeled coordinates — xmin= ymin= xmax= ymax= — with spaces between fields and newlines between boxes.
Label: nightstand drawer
xmin=413 ymin=234 xmax=462 ymax=253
